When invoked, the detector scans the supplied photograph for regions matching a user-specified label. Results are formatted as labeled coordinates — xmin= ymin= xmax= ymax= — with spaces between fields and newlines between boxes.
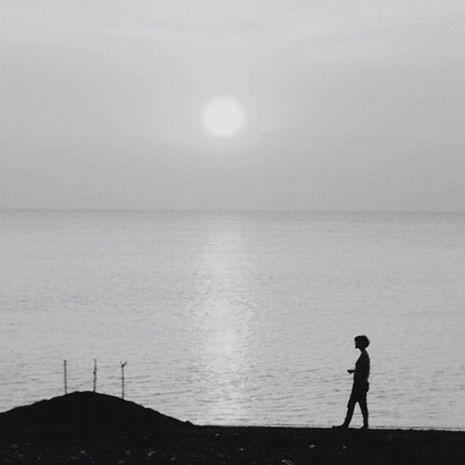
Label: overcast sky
xmin=1 ymin=1 xmax=464 ymax=210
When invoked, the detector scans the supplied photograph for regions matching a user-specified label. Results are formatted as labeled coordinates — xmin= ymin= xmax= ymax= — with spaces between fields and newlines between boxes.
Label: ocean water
xmin=0 ymin=210 xmax=464 ymax=429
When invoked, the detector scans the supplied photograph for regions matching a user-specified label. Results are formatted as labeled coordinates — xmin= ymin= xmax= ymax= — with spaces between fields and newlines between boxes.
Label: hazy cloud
xmin=1 ymin=1 xmax=464 ymax=210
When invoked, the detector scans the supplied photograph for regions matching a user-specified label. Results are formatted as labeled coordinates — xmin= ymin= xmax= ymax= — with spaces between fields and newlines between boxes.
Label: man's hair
xmin=355 ymin=335 xmax=370 ymax=348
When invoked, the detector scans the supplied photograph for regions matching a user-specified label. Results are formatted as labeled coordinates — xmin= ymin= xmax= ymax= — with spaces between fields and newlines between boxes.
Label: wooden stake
xmin=121 ymin=361 xmax=127 ymax=399
xmin=93 ymin=359 xmax=97 ymax=392
xmin=64 ymin=360 xmax=68 ymax=395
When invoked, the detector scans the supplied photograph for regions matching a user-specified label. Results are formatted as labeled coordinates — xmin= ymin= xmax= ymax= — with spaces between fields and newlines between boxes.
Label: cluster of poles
xmin=63 ymin=359 xmax=128 ymax=399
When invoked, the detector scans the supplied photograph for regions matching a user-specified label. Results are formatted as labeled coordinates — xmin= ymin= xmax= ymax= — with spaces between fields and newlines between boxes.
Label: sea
xmin=1 ymin=210 xmax=464 ymax=429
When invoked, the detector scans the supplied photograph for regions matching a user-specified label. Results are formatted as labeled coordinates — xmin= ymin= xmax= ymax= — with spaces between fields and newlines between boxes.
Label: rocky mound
xmin=0 ymin=391 xmax=190 ymax=432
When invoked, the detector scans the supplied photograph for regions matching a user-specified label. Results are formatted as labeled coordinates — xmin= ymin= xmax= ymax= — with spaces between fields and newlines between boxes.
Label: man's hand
xmin=347 ymin=369 xmax=355 ymax=374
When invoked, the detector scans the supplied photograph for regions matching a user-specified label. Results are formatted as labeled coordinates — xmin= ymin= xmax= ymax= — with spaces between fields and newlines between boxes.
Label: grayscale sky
xmin=1 ymin=1 xmax=464 ymax=210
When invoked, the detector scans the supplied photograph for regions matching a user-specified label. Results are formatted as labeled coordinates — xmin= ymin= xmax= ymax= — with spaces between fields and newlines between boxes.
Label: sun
xmin=202 ymin=96 xmax=246 ymax=137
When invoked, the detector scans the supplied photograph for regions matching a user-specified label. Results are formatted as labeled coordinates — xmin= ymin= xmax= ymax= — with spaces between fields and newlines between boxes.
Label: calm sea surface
xmin=1 ymin=210 xmax=464 ymax=429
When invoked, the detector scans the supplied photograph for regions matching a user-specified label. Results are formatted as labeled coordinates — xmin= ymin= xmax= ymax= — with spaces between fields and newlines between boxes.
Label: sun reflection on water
xmin=192 ymin=225 xmax=254 ymax=424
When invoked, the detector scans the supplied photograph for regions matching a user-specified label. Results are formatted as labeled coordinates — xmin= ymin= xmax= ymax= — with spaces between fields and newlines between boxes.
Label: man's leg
xmin=343 ymin=393 xmax=357 ymax=427
xmin=359 ymin=393 xmax=369 ymax=429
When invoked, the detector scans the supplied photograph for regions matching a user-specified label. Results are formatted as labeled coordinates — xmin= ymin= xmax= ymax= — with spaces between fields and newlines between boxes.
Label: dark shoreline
xmin=0 ymin=392 xmax=464 ymax=465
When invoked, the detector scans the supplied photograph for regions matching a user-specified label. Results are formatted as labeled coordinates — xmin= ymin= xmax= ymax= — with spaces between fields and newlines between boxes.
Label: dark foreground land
xmin=0 ymin=392 xmax=463 ymax=465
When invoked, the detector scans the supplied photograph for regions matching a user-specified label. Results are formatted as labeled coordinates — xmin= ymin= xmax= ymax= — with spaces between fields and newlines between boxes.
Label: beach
xmin=0 ymin=392 xmax=463 ymax=465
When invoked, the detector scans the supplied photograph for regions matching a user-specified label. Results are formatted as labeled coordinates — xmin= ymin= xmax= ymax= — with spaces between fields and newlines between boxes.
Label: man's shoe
xmin=332 ymin=424 xmax=349 ymax=430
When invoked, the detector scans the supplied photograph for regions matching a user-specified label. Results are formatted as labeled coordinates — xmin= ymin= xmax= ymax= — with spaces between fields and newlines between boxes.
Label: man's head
xmin=354 ymin=335 xmax=370 ymax=350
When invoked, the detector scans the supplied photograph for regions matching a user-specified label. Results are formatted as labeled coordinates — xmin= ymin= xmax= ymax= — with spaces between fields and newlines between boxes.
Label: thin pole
xmin=121 ymin=361 xmax=127 ymax=399
xmin=93 ymin=359 xmax=97 ymax=392
xmin=64 ymin=360 xmax=68 ymax=395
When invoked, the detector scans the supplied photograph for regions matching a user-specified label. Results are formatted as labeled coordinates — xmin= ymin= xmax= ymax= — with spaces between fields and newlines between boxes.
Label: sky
xmin=1 ymin=0 xmax=464 ymax=211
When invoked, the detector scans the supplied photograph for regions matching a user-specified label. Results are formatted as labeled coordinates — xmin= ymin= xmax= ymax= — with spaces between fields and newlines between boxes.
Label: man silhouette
xmin=335 ymin=335 xmax=370 ymax=429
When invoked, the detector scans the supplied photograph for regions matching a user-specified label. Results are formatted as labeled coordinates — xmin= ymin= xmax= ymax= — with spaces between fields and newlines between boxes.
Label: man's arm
xmin=355 ymin=353 xmax=370 ymax=381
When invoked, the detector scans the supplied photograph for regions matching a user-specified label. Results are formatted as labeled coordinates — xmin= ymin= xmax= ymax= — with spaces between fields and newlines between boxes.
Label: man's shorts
xmin=348 ymin=382 xmax=369 ymax=405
